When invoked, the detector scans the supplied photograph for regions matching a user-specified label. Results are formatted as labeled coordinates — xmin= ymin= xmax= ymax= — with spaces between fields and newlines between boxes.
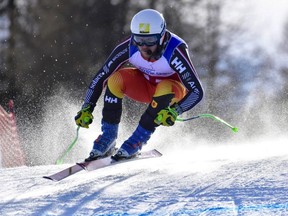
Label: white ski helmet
xmin=130 ymin=9 xmax=166 ymax=45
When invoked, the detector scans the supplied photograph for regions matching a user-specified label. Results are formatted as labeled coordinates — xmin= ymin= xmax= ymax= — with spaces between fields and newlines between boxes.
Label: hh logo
xmin=171 ymin=57 xmax=186 ymax=74
xmin=139 ymin=23 xmax=150 ymax=33
xmin=105 ymin=96 xmax=118 ymax=103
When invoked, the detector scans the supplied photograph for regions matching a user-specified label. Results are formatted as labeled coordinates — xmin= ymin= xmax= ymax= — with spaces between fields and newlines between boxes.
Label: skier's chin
xmin=145 ymin=50 xmax=153 ymax=55
xmin=141 ymin=49 xmax=153 ymax=58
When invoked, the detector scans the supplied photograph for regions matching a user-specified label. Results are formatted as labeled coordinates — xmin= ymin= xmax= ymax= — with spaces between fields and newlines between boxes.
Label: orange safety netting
xmin=0 ymin=100 xmax=25 ymax=168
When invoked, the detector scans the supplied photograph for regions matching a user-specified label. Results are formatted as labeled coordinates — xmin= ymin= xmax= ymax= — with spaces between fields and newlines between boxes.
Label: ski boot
xmin=112 ymin=125 xmax=153 ymax=160
xmin=85 ymin=121 xmax=118 ymax=162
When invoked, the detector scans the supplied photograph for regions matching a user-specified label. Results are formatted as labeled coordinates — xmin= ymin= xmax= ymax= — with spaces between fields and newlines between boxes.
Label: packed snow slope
xmin=0 ymin=135 xmax=288 ymax=216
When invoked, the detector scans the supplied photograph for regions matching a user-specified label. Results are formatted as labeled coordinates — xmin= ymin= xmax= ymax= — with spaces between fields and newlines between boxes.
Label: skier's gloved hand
xmin=75 ymin=104 xmax=94 ymax=128
xmin=154 ymin=107 xmax=178 ymax=126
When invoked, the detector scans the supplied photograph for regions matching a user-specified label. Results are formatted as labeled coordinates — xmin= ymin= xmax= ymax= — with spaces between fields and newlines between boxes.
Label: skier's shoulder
xmin=166 ymin=30 xmax=187 ymax=47
xmin=108 ymin=35 xmax=131 ymax=62
xmin=163 ymin=30 xmax=187 ymax=60
xmin=112 ymin=35 xmax=131 ymax=52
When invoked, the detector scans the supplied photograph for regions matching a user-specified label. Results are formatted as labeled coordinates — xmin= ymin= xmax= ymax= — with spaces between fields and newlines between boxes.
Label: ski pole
xmin=56 ymin=126 xmax=80 ymax=165
xmin=176 ymin=113 xmax=238 ymax=133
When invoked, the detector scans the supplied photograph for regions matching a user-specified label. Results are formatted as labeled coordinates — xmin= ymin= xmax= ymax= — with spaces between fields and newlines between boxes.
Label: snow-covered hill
xmin=1 ymin=136 xmax=288 ymax=216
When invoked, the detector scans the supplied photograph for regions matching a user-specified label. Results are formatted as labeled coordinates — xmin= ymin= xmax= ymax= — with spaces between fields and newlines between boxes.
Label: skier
xmin=75 ymin=9 xmax=204 ymax=161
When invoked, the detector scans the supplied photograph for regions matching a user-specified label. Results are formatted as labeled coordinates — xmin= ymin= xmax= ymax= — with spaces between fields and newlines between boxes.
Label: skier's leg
xmin=115 ymin=79 xmax=186 ymax=159
xmin=85 ymin=87 xmax=121 ymax=161
xmin=87 ymin=67 xmax=154 ymax=160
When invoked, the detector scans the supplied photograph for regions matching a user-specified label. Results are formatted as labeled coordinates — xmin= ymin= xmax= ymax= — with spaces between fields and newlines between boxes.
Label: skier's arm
xmin=169 ymin=43 xmax=204 ymax=114
xmin=82 ymin=39 xmax=130 ymax=111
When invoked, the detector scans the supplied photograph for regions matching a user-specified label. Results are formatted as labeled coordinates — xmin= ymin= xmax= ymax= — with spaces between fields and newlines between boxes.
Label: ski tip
xmin=153 ymin=149 xmax=163 ymax=157
xmin=43 ymin=176 xmax=56 ymax=181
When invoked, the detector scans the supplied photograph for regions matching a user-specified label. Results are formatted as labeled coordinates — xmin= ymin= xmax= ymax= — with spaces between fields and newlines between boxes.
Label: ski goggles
xmin=133 ymin=35 xmax=159 ymax=46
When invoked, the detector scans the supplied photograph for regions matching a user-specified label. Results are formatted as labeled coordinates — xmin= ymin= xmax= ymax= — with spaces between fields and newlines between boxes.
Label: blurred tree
xmin=0 ymin=0 xmax=20 ymax=109
xmin=1 ymin=0 xmax=132 ymax=116
xmin=278 ymin=18 xmax=288 ymax=101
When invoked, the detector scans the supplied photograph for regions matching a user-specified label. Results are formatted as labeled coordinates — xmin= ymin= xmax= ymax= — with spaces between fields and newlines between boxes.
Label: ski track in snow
xmin=1 ymin=139 xmax=288 ymax=216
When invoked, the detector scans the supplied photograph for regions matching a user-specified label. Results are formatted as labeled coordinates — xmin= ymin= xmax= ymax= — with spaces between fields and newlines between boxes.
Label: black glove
xmin=154 ymin=107 xmax=178 ymax=126
xmin=75 ymin=105 xmax=94 ymax=128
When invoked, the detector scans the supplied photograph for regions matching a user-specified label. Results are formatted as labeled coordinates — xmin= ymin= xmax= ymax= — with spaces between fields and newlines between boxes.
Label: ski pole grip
xmin=83 ymin=116 xmax=91 ymax=124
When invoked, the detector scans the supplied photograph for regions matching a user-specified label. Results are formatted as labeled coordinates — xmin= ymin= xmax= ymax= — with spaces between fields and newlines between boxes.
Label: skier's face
xmin=138 ymin=44 xmax=157 ymax=59
xmin=133 ymin=35 xmax=159 ymax=59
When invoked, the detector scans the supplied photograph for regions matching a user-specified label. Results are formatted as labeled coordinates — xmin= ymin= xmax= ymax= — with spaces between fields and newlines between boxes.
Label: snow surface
xmin=1 ymin=136 xmax=288 ymax=216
